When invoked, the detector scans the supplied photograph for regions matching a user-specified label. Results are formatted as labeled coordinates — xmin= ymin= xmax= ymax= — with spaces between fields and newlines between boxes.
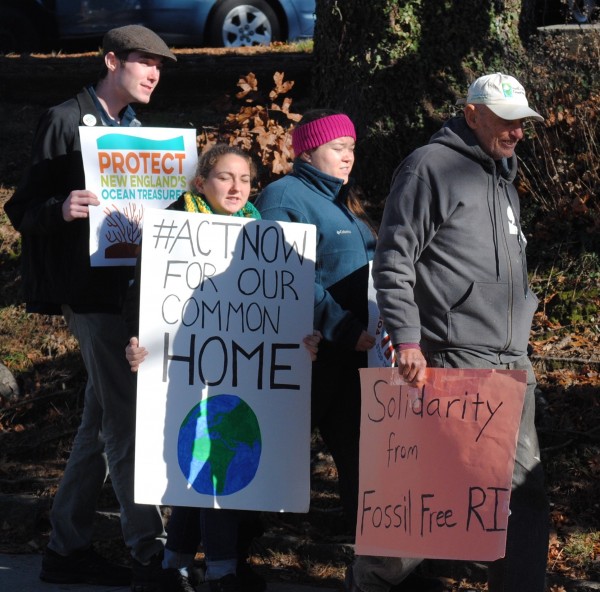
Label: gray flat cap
xmin=103 ymin=25 xmax=177 ymax=62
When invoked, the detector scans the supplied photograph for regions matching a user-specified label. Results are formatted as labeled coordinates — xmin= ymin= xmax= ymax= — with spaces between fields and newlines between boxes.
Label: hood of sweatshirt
xmin=429 ymin=116 xmax=519 ymax=184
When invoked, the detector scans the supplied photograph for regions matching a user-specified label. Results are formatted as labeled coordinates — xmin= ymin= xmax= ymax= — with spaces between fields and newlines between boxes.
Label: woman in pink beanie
xmin=255 ymin=109 xmax=377 ymax=536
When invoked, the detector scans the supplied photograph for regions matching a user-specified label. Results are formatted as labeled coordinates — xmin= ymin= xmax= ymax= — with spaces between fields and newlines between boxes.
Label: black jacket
xmin=123 ymin=194 xmax=188 ymax=336
xmin=5 ymin=87 xmax=133 ymax=314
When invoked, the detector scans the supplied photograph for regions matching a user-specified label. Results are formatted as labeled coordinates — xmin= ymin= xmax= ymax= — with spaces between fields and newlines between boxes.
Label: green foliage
xmin=289 ymin=39 xmax=314 ymax=53
xmin=545 ymin=286 xmax=600 ymax=326
xmin=530 ymin=251 xmax=600 ymax=330
xmin=563 ymin=530 xmax=600 ymax=571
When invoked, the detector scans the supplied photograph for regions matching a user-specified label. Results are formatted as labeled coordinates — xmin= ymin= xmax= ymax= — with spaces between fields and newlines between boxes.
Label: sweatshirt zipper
xmin=498 ymin=178 xmax=514 ymax=354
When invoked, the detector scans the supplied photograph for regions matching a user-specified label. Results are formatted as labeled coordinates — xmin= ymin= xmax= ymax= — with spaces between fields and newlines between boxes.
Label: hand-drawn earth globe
xmin=177 ymin=394 xmax=262 ymax=495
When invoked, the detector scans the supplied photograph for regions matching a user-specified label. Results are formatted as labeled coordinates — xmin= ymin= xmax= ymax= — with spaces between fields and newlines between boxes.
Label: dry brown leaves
xmin=197 ymin=71 xmax=302 ymax=188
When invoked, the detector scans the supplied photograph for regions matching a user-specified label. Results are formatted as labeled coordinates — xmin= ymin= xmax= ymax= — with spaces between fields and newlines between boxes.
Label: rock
xmin=0 ymin=362 xmax=20 ymax=399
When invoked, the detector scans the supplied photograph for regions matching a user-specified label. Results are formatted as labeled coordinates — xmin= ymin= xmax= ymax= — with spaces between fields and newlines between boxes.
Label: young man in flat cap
xmin=5 ymin=24 xmax=177 ymax=591
xmin=346 ymin=73 xmax=549 ymax=592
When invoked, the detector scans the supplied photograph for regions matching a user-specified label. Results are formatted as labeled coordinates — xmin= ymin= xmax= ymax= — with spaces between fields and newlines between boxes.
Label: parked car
xmin=537 ymin=0 xmax=598 ymax=25
xmin=566 ymin=0 xmax=598 ymax=22
xmin=0 ymin=0 xmax=315 ymax=52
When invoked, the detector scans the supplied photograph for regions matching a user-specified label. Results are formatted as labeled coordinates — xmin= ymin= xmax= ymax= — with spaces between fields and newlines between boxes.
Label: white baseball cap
xmin=458 ymin=72 xmax=544 ymax=122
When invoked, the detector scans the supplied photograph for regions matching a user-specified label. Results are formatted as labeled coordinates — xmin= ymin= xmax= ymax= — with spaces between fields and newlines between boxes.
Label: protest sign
xmin=367 ymin=263 xmax=395 ymax=368
xmin=134 ymin=208 xmax=316 ymax=512
xmin=356 ymin=367 xmax=526 ymax=561
xmin=80 ymin=126 xmax=198 ymax=266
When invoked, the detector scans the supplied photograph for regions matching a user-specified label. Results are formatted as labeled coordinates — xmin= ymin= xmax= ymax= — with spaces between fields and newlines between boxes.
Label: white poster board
xmin=80 ymin=126 xmax=198 ymax=266
xmin=134 ymin=209 xmax=316 ymax=512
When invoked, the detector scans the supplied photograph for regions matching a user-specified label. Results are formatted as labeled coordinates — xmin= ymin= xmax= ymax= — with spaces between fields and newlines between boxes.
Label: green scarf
xmin=182 ymin=191 xmax=261 ymax=219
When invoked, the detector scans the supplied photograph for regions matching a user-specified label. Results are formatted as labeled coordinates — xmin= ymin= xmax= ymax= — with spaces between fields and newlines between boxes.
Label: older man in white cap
xmin=5 ymin=25 xmax=176 ymax=592
xmin=345 ymin=73 xmax=549 ymax=592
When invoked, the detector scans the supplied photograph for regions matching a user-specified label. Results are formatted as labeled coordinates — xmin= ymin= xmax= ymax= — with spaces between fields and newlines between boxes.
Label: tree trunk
xmin=311 ymin=0 xmax=531 ymax=204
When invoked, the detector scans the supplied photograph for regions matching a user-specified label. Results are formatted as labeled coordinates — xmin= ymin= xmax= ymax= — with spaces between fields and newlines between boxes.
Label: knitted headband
xmin=292 ymin=114 xmax=356 ymax=156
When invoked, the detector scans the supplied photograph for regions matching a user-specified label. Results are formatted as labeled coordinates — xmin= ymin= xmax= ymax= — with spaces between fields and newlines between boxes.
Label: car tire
xmin=207 ymin=0 xmax=281 ymax=47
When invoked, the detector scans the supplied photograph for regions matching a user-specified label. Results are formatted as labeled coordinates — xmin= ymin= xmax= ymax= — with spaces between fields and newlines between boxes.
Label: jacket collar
xmin=438 ymin=117 xmax=518 ymax=183
xmin=292 ymin=159 xmax=352 ymax=202
xmin=76 ymin=85 xmax=139 ymax=127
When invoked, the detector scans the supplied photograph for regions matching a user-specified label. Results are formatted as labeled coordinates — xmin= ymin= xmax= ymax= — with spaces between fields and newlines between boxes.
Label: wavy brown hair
xmin=196 ymin=144 xmax=257 ymax=183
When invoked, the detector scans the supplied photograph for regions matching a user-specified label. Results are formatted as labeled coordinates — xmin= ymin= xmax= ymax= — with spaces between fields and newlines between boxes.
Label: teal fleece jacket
xmin=255 ymin=161 xmax=376 ymax=349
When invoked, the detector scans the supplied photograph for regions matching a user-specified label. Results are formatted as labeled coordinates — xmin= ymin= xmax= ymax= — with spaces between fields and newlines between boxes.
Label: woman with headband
xmin=255 ymin=110 xmax=377 ymax=535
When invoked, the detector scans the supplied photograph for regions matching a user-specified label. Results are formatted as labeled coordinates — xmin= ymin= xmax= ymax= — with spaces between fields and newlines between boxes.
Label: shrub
xmin=517 ymin=30 xmax=600 ymax=265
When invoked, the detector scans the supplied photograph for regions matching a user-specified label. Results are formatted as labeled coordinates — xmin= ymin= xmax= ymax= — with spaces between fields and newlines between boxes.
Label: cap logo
xmin=501 ymin=82 xmax=513 ymax=98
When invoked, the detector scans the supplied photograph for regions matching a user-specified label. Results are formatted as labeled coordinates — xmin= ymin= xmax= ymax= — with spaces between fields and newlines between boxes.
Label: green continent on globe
xmin=180 ymin=394 xmax=262 ymax=496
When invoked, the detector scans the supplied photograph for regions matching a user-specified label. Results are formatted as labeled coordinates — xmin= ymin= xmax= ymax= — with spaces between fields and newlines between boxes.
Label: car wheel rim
xmin=222 ymin=5 xmax=272 ymax=47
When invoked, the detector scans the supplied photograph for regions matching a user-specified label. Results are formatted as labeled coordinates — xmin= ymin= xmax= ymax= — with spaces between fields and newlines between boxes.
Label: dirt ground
xmin=0 ymin=46 xmax=599 ymax=592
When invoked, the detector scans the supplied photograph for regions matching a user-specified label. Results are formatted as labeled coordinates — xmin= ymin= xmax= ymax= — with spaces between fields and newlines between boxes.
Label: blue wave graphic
xmin=96 ymin=134 xmax=185 ymax=151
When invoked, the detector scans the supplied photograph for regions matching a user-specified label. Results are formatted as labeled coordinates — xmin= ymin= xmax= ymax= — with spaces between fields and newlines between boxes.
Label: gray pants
xmin=353 ymin=351 xmax=549 ymax=592
xmin=48 ymin=306 xmax=165 ymax=563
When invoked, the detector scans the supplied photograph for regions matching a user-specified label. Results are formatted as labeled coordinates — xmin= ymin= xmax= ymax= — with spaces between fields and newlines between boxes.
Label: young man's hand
xmin=62 ymin=190 xmax=100 ymax=222
xmin=125 ymin=337 xmax=148 ymax=372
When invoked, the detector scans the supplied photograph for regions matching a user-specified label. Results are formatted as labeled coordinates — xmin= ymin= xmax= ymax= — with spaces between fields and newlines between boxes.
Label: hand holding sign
xmin=62 ymin=190 xmax=100 ymax=222
xmin=125 ymin=337 xmax=147 ymax=373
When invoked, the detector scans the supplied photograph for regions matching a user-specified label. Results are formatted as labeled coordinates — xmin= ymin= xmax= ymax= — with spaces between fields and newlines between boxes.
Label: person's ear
xmin=193 ymin=176 xmax=204 ymax=193
xmin=104 ymin=52 xmax=119 ymax=73
xmin=464 ymin=104 xmax=478 ymax=130
xmin=300 ymin=152 xmax=311 ymax=163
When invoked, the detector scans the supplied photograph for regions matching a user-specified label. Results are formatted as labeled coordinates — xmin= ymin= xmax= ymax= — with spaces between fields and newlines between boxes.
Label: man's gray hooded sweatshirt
xmin=373 ymin=116 xmax=538 ymax=364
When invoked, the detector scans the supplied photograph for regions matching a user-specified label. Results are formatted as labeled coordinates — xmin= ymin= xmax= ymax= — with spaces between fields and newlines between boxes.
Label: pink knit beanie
xmin=292 ymin=114 xmax=356 ymax=156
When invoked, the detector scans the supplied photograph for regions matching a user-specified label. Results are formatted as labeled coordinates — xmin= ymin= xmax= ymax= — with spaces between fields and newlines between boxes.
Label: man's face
xmin=112 ymin=51 xmax=163 ymax=105
xmin=465 ymin=104 xmax=525 ymax=160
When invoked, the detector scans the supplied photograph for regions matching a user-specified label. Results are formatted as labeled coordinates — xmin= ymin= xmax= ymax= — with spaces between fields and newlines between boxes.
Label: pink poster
xmin=356 ymin=367 xmax=526 ymax=561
